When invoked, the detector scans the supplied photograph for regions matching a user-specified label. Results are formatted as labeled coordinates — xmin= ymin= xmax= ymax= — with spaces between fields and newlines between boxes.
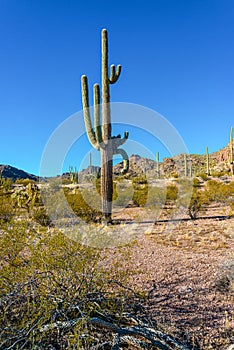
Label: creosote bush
xmin=0 ymin=222 xmax=134 ymax=349
xmin=197 ymin=172 xmax=209 ymax=181
xmin=64 ymin=187 xmax=102 ymax=222
xmin=166 ymin=184 xmax=178 ymax=201
xmin=32 ymin=207 xmax=52 ymax=226
xmin=204 ymin=179 xmax=234 ymax=204
xmin=15 ymin=178 xmax=36 ymax=186
xmin=0 ymin=180 xmax=15 ymax=222
xmin=187 ymin=190 xmax=203 ymax=219
xmin=0 ymin=193 xmax=14 ymax=223
xmin=132 ymin=176 xmax=148 ymax=207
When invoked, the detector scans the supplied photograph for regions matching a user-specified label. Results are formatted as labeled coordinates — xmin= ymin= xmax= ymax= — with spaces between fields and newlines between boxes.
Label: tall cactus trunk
xmin=81 ymin=29 xmax=129 ymax=224
xmin=101 ymin=29 xmax=113 ymax=222
xmin=101 ymin=147 xmax=113 ymax=221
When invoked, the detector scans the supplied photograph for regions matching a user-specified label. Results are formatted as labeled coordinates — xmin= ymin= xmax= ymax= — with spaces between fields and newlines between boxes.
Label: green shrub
xmin=188 ymin=190 xmax=203 ymax=219
xmin=132 ymin=176 xmax=148 ymax=207
xmin=166 ymin=184 xmax=178 ymax=201
xmin=61 ymin=177 xmax=71 ymax=185
xmin=204 ymin=180 xmax=230 ymax=203
xmin=15 ymin=178 xmax=36 ymax=186
xmin=132 ymin=175 xmax=147 ymax=185
xmin=171 ymin=172 xmax=179 ymax=178
xmin=0 ymin=177 xmax=13 ymax=191
xmin=32 ymin=207 xmax=52 ymax=226
xmin=212 ymin=170 xmax=228 ymax=178
xmin=193 ymin=177 xmax=202 ymax=188
xmin=65 ymin=188 xmax=102 ymax=222
xmin=0 ymin=222 xmax=132 ymax=349
xmin=132 ymin=188 xmax=148 ymax=207
xmin=0 ymin=193 xmax=14 ymax=223
xmin=197 ymin=172 xmax=209 ymax=181
xmin=146 ymin=186 xmax=165 ymax=208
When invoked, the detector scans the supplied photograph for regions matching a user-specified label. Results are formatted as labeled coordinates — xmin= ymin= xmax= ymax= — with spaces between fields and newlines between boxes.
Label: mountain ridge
xmin=1 ymin=140 xmax=233 ymax=180
xmin=0 ymin=164 xmax=38 ymax=181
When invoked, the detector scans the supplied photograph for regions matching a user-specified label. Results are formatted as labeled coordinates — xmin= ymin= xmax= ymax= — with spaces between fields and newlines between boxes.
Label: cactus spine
xmin=81 ymin=29 xmax=129 ymax=222
xmin=230 ymin=126 xmax=233 ymax=176
xmin=206 ymin=146 xmax=210 ymax=176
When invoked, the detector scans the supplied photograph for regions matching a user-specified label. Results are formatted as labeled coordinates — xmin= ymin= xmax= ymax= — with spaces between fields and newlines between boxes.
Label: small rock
xmin=226 ymin=345 xmax=234 ymax=350
xmin=177 ymin=286 xmax=193 ymax=293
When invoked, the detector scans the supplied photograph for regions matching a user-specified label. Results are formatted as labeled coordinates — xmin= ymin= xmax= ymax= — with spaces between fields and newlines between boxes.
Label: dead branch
xmin=39 ymin=313 xmax=191 ymax=350
xmin=93 ymin=317 xmax=191 ymax=349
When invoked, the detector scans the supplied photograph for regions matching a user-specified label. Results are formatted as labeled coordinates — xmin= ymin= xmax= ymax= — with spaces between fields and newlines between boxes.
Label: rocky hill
xmin=114 ymin=140 xmax=234 ymax=177
xmin=0 ymin=164 xmax=38 ymax=181
xmin=1 ymin=140 xmax=233 ymax=181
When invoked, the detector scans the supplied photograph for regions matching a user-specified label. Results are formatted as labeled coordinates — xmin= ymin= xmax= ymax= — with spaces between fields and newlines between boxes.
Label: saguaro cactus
xmin=81 ymin=29 xmax=129 ymax=222
xmin=69 ymin=166 xmax=78 ymax=183
xmin=190 ymin=164 xmax=193 ymax=178
xmin=184 ymin=153 xmax=188 ymax=177
xmin=89 ymin=152 xmax=92 ymax=168
xmin=230 ymin=127 xmax=233 ymax=176
xmin=206 ymin=146 xmax=210 ymax=176
xmin=156 ymin=152 xmax=160 ymax=177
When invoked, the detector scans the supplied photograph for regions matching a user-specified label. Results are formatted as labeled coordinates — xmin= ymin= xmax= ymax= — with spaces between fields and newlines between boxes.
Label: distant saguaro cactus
xmin=206 ymin=146 xmax=210 ymax=176
xmin=69 ymin=166 xmax=78 ymax=183
xmin=184 ymin=153 xmax=188 ymax=177
xmin=190 ymin=164 xmax=193 ymax=178
xmin=230 ymin=127 xmax=233 ymax=176
xmin=156 ymin=152 xmax=160 ymax=177
xmin=81 ymin=29 xmax=129 ymax=223
xmin=89 ymin=152 xmax=92 ymax=168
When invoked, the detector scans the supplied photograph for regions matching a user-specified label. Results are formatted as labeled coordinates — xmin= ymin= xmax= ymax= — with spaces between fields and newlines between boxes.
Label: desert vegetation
xmin=0 ymin=26 xmax=233 ymax=345
xmin=0 ymin=167 xmax=234 ymax=349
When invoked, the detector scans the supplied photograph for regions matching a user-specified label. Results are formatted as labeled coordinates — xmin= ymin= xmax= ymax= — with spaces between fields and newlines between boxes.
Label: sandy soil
xmin=106 ymin=204 xmax=234 ymax=349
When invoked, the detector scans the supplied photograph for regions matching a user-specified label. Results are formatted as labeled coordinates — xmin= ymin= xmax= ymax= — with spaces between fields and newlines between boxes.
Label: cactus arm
xmin=93 ymin=83 xmax=103 ymax=146
xmin=109 ymin=64 xmax=121 ymax=84
xmin=112 ymin=131 xmax=129 ymax=148
xmin=109 ymin=64 xmax=116 ymax=82
xmin=113 ymin=148 xmax=129 ymax=174
xmin=122 ymin=131 xmax=129 ymax=143
xmin=112 ymin=132 xmax=129 ymax=174
xmin=81 ymin=75 xmax=98 ymax=149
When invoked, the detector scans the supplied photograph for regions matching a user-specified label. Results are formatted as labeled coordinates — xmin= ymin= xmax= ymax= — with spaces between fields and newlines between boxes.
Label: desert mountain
xmin=114 ymin=140 xmax=233 ymax=177
xmin=1 ymin=140 xmax=233 ymax=181
xmin=0 ymin=164 xmax=38 ymax=181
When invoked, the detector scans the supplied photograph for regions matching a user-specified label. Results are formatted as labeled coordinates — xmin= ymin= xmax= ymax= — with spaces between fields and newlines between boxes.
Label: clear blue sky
xmin=0 ymin=0 xmax=233 ymax=175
